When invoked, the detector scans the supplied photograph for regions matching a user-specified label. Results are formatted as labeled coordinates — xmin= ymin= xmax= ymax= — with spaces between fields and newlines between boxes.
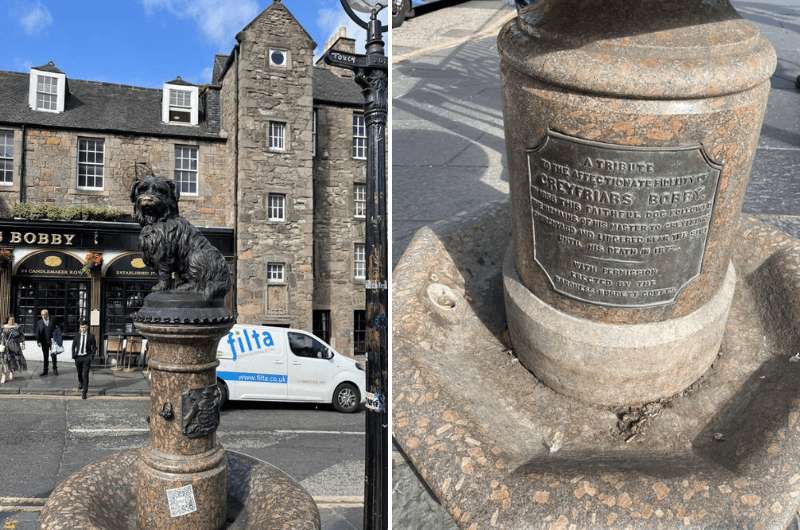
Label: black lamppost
xmin=324 ymin=3 xmax=388 ymax=529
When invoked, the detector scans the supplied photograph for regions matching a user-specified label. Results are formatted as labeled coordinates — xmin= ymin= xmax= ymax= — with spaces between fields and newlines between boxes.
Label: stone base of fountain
xmin=393 ymin=201 xmax=800 ymax=529
xmin=40 ymin=450 xmax=320 ymax=529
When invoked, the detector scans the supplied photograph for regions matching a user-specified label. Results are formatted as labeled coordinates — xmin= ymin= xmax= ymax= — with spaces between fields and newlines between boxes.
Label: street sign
xmin=324 ymin=50 xmax=388 ymax=71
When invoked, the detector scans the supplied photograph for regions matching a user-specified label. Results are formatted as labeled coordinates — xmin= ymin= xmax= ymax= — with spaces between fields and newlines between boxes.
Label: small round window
xmin=270 ymin=50 xmax=287 ymax=67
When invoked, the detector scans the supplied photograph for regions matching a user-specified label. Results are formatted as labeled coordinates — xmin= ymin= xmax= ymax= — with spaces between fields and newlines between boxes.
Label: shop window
xmin=0 ymin=130 xmax=12 ymax=185
xmin=354 ymin=243 xmax=366 ymax=280
xmin=78 ymin=138 xmax=104 ymax=190
xmin=313 ymin=310 xmax=331 ymax=343
xmin=352 ymin=113 xmax=366 ymax=159
xmin=174 ymin=145 xmax=198 ymax=195
xmin=354 ymin=310 xmax=366 ymax=356
xmin=354 ymin=184 xmax=366 ymax=218
xmin=268 ymin=193 xmax=286 ymax=221
xmin=104 ymin=281 xmax=156 ymax=335
xmin=15 ymin=279 xmax=88 ymax=338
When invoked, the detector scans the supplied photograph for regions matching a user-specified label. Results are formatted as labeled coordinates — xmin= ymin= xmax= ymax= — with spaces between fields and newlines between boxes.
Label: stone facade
xmin=233 ymin=2 xmax=316 ymax=332
xmin=0 ymin=127 xmax=231 ymax=227
xmin=313 ymin=101 xmax=368 ymax=354
xmin=313 ymin=36 xmax=367 ymax=355
xmin=0 ymin=0 xmax=369 ymax=356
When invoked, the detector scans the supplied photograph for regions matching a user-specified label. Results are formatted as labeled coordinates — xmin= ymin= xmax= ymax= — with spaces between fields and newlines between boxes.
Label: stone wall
xmin=0 ymin=126 xmax=23 ymax=218
xmin=314 ymin=101 xmax=367 ymax=355
xmin=0 ymin=127 xmax=232 ymax=227
xmin=233 ymin=1 xmax=315 ymax=329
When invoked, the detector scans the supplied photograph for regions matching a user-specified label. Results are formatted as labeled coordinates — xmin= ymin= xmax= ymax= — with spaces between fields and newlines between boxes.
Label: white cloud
xmin=317 ymin=7 xmax=364 ymax=57
xmin=142 ymin=0 xmax=260 ymax=47
xmin=19 ymin=2 xmax=53 ymax=35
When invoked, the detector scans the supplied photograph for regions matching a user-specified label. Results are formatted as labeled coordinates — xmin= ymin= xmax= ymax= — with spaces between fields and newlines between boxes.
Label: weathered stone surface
xmin=39 ymin=450 xmax=320 ymax=529
xmin=131 ymin=296 xmax=232 ymax=530
xmin=497 ymin=0 xmax=776 ymax=402
xmin=393 ymin=202 xmax=800 ymax=529
xmin=0 ymin=127 xmax=232 ymax=226
xmin=232 ymin=2 xmax=315 ymax=331
xmin=312 ymin=36 xmax=367 ymax=354
xmin=504 ymin=249 xmax=735 ymax=405
xmin=41 ymin=292 xmax=319 ymax=529
xmin=498 ymin=0 xmax=777 ymax=324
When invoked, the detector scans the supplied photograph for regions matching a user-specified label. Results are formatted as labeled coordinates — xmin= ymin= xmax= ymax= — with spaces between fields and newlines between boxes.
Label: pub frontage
xmin=0 ymin=219 xmax=234 ymax=362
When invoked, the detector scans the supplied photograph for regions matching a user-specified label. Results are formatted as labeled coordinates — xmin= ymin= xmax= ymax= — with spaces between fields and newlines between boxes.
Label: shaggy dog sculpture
xmin=130 ymin=175 xmax=231 ymax=301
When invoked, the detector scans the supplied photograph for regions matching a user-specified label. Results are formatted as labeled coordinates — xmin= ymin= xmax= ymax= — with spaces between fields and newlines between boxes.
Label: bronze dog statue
xmin=130 ymin=175 xmax=231 ymax=301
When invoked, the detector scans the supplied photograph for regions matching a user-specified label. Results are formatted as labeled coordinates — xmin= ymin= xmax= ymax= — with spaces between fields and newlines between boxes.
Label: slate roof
xmin=0 ymin=71 xmax=222 ymax=140
xmin=166 ymin=76 xmax=194 ymax=86
xmin=0 ymin=65 xmax=362 ymax=138
xmin=313 ymin=67 xmax=362 ymax=107
xmin=212 ymin=54 xmax=229 ymax=84
xmin=32 ymin=61 xmax=63 ymax=74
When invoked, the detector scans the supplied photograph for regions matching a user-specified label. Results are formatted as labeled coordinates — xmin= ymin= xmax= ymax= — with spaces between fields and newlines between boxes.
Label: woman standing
xmin=1 ymin=316 xmax=26 ymax=383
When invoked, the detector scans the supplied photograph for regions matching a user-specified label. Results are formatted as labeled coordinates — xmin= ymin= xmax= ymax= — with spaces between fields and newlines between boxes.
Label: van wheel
xmin=333 ymin=383 xmax=360 ymax=413
xmin=217 ymin=379 xmax=229 ymax=408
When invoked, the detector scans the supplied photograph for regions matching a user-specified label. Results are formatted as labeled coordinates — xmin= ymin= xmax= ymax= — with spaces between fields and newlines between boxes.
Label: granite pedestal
xmin=40 ymin=293 xmax=320 ymax=529
xmin=393 ymin=202 xmax=800 ymax=529
xmin=498 ymin=0 xmax=777 ymax=403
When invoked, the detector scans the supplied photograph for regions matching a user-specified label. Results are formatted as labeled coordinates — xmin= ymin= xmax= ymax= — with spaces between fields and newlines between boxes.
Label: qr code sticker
xmin=166 ymin=484 xmax=197 ymax=518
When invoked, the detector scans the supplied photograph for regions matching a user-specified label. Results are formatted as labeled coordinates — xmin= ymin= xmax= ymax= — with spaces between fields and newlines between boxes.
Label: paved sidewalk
xmin=392 ymin=0 xmax=800 ymax=528
xmin=0 ymin=361 xmax=149 ymax=397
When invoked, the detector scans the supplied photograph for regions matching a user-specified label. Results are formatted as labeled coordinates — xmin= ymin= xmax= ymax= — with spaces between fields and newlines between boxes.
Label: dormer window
xmin=168 ymin=89 xmax=192 ymax=123
xmin=162 ymin=77 xmax=199 ymax=126
xmin=36 ymin=75 xmax=58 ymax=111
xmin=28 ymin=61 xmax=66 ymax=113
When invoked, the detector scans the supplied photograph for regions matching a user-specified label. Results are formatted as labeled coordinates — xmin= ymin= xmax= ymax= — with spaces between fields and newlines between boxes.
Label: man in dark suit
xmin=72 ymin=321 xmax=96 ymax=400
xmin=35 ymin=309 xmax=57 ymax=376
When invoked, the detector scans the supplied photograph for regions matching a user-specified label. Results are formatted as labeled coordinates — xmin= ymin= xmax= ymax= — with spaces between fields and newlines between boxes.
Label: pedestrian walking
xmin=0 ymin=316 xmax=26 ymax=383
xmin=35 ymin=309 xmax=58 ymax=376
xmin=72 ymin=321 xmax=96 ymax=399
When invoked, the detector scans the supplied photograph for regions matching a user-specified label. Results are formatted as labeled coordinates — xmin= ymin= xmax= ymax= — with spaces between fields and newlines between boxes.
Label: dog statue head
xmin=130 ymin=175 xmax=180 ymax=226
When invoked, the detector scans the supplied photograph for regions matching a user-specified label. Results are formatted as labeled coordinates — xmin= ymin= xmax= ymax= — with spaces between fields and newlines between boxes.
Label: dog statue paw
xmin=130 ymin=175 xmax=232 ymax=302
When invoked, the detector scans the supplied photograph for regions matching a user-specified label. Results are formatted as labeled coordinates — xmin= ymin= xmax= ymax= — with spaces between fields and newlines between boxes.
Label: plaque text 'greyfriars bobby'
xmin=528 ymin=131 xmax=722 ymax=307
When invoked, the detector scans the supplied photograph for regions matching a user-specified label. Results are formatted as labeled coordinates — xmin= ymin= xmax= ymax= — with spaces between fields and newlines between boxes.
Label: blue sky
xmin=0 ymin=0 xmax=385 ymax=88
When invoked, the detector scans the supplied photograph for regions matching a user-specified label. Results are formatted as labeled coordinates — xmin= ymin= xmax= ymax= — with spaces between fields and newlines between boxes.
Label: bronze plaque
xmin=527 ymin=130 xmax=722 ymax=307
xmin=181 ymin=384 xmax=222 ymax=438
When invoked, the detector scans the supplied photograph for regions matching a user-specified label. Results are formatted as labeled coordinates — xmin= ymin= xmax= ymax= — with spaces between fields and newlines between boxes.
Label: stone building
xmin=0 ymin=0 xmax=368 ymax=356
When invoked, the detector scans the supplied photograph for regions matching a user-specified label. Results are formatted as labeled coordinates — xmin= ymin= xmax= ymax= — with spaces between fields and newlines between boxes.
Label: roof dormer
xmin=28 ymin=61 xmax=66 ymax=113
xmin=162 ymin=77 xmax=199 ymax=126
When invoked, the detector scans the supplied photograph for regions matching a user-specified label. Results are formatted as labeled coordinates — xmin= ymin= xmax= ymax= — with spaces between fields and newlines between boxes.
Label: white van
xmin=215 ymin=324 xmax=366 ymax=413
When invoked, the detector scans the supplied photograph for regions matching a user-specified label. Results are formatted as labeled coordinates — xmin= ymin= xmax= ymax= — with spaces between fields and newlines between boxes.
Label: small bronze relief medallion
xmin=181 ymin=384 xmax=222 ymax=438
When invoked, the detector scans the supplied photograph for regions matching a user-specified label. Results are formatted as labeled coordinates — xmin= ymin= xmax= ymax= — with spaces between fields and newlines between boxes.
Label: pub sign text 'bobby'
xmin=0 ymin=231 xmax=76 ymax=246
